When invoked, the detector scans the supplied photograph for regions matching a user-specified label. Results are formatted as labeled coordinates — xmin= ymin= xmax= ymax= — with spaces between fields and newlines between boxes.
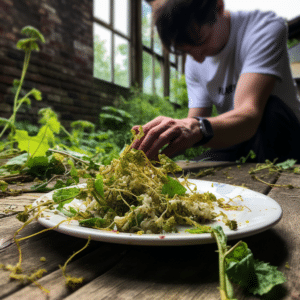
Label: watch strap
xmin=193 ymin=117 xmax=214 ymax=146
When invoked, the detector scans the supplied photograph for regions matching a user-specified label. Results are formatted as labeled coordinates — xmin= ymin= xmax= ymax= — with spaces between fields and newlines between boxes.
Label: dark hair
xmin=150 ymin=0 xmax=218 ymax=53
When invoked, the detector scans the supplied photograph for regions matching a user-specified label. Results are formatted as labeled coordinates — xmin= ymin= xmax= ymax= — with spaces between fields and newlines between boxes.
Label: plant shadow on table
xmin=108 ymin=228 xmax=288 ymax=300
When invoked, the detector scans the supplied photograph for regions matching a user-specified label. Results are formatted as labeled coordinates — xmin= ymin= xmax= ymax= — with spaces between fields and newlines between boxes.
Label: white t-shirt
xmin=186 ymin=10 xmax=300 ymax=122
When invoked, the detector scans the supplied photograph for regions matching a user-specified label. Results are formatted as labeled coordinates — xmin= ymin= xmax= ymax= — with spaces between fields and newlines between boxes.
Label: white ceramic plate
xmin=34 ymin=180 xmax=282 ymax=246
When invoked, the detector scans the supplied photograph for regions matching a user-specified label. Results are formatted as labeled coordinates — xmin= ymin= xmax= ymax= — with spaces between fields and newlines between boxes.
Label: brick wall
xmin=0 ymin=0 xmax=129 ymax=128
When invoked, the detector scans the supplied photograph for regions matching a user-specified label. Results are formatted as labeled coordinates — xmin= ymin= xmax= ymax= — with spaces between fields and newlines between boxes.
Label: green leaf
xmin=47 ymin=117 xmax=60 ymax=134
xmin=52 ymin=187 xmax=80 ymax=203
xmin=161 ymin=175 xmax=187 ymax=198
xmin=95 ymin=175 xmax=104 ymax=198
xmin=226 ymin=249 xmax=256 ymax=289
xmin=71 ymin=120 xmax=95 ymax=132
xmin=13 ymin=79 xmax=20 ymax=87
xmin=5 ymin=153 xmax=29 ymax=167
xmin=276 ymin=159 xmax=297 ymax=170
xmin=26 ymin=156 xmax=49 ymax=178
xmin=79 ymin=217 xmax=108 ymax=228
xmin=30 ymin=181 xmax=52 ymax=192
xmin=68 ymin=159 xmax=79 ymax=184
xmin=249 ymin=260 xmax=286 ymax=295
xmin=16 ymin=38 xmax=40 ymax=52
xmin=225 ymin=242 xmax=249 ymax=263
xmin=57 ymin=200 xmax=76 ymax=217
xmin=30 ymin=88 xmax=42 ymax=101
xmin=185 ymin=226 xmax=212 ymax=234
xmin=21 ymin=26 xmax=45 ymax=43
xmin=226 ymin=247 xmax=286 ymax=296
xmin=14 ymin=129 xmax=50 ymax=157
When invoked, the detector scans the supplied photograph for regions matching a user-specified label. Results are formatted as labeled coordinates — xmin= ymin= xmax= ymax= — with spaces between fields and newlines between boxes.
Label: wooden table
xmin=0 ymin=162 xmax=300 ymax=300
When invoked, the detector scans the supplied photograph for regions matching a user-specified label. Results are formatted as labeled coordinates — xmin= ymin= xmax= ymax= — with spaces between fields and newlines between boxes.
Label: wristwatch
xmin=193 ymin=117 xmax=214 ymax=146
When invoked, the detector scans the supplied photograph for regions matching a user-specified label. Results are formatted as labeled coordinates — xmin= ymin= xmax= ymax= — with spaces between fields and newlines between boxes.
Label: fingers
xmin=131 ymin=117 xmax=200 ymax=160
xmin=131 ymin=116 xmax=170 ymax=150
xmin=144 ymin=125 xmax=185 ymax=159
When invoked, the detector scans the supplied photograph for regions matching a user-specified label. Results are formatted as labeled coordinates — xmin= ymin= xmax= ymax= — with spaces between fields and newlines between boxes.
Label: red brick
xmin=0 ymin=74 xmax=14 ymax=85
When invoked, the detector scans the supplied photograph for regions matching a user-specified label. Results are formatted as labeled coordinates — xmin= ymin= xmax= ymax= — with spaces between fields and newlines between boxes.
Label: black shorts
xmin=193 ymin=95 xmax=300 ymax=163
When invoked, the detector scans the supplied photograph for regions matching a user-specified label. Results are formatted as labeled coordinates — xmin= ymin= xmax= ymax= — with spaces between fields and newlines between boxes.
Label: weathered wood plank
xmin=63 ymin=244 xmax=222 ymax=300
xmin=0 ymin=193 xmax=43 ymax=218
xmin=180 ymin=162 xmax=279 ymax=195
xmin=262 ymin=172 xmax=300 ymax=300
xmin=0 ymin=216 xmax=126 ymax=299
xmin=3 ymin=244 xmax=128 ymax=300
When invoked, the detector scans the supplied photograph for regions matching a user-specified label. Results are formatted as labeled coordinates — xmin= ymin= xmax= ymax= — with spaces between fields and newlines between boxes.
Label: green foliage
xmin=15 ymin=120 xmax=39 ymax=136
xmin=287 ymin=38 xmax=300 ymax=49
xmin=52 ymin=187 xmax=80 ymax=203
xmin=161 ymin=175 xmax=187 ymax=197
xmin=14 ymin=127 xmax=52 ymax=157
xmin=170 ymin=74 xmax=189 ymax=107
xmin=99 ymin=106 xmax=132 ymax=130
xmin=0 ymin=26 xmax=45 ymax=140
xmin=118 ymin=89 xmax=176 ymax=126
xmin=276 ymin=159 xmax=297 ymax=170
xmin=236 ymin=150 xmax=256 ymax=164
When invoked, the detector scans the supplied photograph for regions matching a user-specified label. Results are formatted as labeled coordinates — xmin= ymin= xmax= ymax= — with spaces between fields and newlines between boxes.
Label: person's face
xmin=150 ymin=0 xmax=228 ymax=64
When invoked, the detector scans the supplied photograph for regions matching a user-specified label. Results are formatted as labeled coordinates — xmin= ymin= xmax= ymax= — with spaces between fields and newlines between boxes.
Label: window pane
xmin=154 ymin=28 xmax=162 ymax=55
xmin=143 ymin=51 xmax=152 ymax=94
xmin=170 ymin=53 xmax=176 ymax=64
xmin=142 ymin=2 xmax=151 ymax=48
xmin=154 ymin=58 xmax=163 ymax=97
xmin=114 ymin=35 xmax=129 ymax=87
xmin=94 ymin=0 xmax=110 ymax=24
xmin=114 ymin=0 xmax=129 ymax=36
xmin=94 ymin=23 xmax=112 ymax=81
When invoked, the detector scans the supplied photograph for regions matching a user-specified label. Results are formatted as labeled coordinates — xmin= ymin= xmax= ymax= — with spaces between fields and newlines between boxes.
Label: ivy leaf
xmin=30 ymin=88 xmax=42 ymax=101
xmin=71 ymin=120 xmax=95 ymax=132
xmin=21 ymin=26 xmax=45 ymax=43
xmin=68 ymin=159 xmax=79 ymax=184
xmin=225 ymin=242 xmax=249 ymax=264
xmin=226 ymin=249 xmax=256 ymax=289
xmin=276 ymin=159 xmax=297 ymax=170
xmin=52 ymin=187 xmax=80 ymax=203
xmin=16 ymin=38 xmax=40 ymax=52
xmin=161 ymin=175 xmax=187 ymax=198
xmin=226 ymin=245 xmax=286 ymax=296
xmin=30 ymin=181 xmax=53 ymax=192
xmin=249 ymin=260 xmax=286 ymax=295
xmin=14 ymin=129 xmax=50 ymax=157
xmin=26 ymin=156 xmax=49 ymax=178
xmin=5 ymin=153 xmax=29 ymax=167
xmin=57 ymin=200 xmax=77 ymax=217
xmin=94 ymin=175 xmax=104 ymax=198
xmin=38 ymin=108 xmax=60 ymax=134
xmin=79 ymin=217 xmax=108 ymax=228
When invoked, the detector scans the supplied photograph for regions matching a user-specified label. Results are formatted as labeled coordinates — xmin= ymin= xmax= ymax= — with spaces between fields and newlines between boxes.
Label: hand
xmin=131 ymin=116 xmax=202 ymax=160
